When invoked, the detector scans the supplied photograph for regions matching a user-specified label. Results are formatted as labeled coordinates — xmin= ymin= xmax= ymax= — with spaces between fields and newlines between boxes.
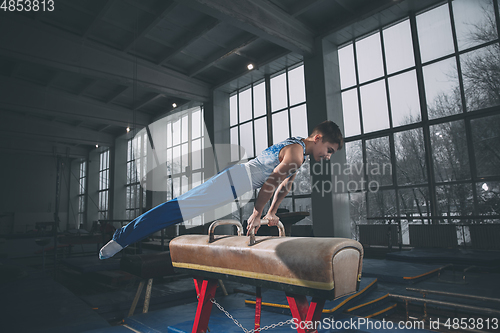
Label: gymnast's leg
xmin=99 ymin=164 xmax=252 ymax=259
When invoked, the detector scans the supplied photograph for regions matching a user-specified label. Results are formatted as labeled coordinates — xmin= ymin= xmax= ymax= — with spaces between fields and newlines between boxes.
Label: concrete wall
xmin=304 ymin=39 xmax=351 ymax=238
xmin=113 ymin=135 xmax=128 ymax=221
xmin=87 ymin=147 xmax=104 ymax=229
xmin=67 ymin=159 xmax=81 ymax=230
xmin=0 ymin=153 xmax=70 ymax=234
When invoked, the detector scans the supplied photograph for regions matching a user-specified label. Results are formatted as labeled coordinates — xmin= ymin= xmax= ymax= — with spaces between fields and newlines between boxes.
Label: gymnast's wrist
xmin=251 ymin=207 xmax=263 ymax=217
xmin=268 ymin=207 xmax=278 ymax=215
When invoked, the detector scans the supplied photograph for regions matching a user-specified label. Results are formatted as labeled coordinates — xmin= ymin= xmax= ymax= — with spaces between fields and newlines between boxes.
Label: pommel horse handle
xmin=208 ymin=219 xmax=243 ymax=243
xmin=248 ymin=219 xmax=285 ymax=246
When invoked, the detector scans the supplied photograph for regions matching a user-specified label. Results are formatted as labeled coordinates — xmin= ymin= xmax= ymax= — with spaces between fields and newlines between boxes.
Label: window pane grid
xmin=98 ymin=150 xmax=109 ymax=219
xmin=339 ymin=3 xmax=500 ymax=228
xmin=77 ymin=160 xmax=86 ymax=227
xmin=230 ymin=63 xmax=311 ymax=221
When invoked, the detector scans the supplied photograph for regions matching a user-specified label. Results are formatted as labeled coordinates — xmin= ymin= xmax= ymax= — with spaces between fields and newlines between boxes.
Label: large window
xmin=125 ymin=107 xmax=205 ymax=228
xmin=98 ymin=149 xmax=110 ymax=219
xmin=230 ymin=64 xmax=313 ymax=225
xmin=164 ymin=108 xmax=205 ymax=227
xmin=126 ymin=134 xmax=147 ymax=219
xmin=78 ymin=160 xmax=86 ymax=228
xmin=339 ymin=0 xmax=500 ymax=245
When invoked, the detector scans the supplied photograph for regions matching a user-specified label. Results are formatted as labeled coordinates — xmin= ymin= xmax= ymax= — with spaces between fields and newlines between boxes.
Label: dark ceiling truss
xmin=0 ymin=76 xmax=151 ymax=129
xmin=1 ymin=112 xmax=115 ymax=148
xmin=77 ymin=79 xmax=99 ymax=97
xmin=0 ymin=14 xmax=211 ymax=101
xmin=0 ymin=0 xmax=435 ymax=159
xmin=98 ymin=124 xmax=113 ymax=133
xmin=275 ymin=0 xmax=326 ymax=18
xmin=58 ymin=0 xmax=223 ymax=79
xmin=44 ymin=71 xmax=61 ymax=87
xmin=82 ymin=0 xmax=118 ymax=39
xmin=8 ymin=61 xmax=21 ymax=78
xmin=188 ymin=35 xmax=259 ymax=77
xmin=133 ymin=93 xmax=165 ymax=111
xmin=158 ymin=18 xmax=221 ymax=65
xmin=332 ymin=0 xmax=357 ymax=15
xmin=106 ymin=86 xmax=131 ymax=104
xmin=122 ymin=0 xmax=179 ymax=53
xmin=179 ymin=0 xmax=315 ymax=55
xmin=0 ymin=134 xmax=89 ymax=158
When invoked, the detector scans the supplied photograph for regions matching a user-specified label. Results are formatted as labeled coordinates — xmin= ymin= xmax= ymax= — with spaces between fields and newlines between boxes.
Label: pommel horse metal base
xmin=169 ymin=220 xmax=364 ymax=333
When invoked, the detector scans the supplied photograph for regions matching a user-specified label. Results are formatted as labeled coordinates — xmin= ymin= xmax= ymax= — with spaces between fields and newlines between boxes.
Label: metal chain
xmin=210 ymin=298 xmax=294 ymax=333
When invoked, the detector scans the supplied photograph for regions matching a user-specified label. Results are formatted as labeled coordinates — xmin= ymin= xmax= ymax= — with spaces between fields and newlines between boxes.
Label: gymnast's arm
xmin=246 ymin=145 xmax=303 ymax=235
xmin=263 ymin=172 xmax=297 ymax=224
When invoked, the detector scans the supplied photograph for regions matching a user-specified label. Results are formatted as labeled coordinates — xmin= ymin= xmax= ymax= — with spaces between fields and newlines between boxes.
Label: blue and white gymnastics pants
xmin=110 ymin=164 xmax=253 ymax=250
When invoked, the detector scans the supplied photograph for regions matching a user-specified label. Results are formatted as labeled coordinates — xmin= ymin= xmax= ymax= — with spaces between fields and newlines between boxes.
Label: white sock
xmin=99 ymin=240 xmax=123 ymax=259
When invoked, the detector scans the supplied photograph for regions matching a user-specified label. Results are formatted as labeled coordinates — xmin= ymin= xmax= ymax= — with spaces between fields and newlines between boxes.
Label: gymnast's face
xmin=312 ymin=135 xmax=339 ymax=162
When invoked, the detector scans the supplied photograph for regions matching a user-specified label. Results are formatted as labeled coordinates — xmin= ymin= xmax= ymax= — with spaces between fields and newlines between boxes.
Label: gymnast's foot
xmin=99 ymin=240 xmax=123 ymax=259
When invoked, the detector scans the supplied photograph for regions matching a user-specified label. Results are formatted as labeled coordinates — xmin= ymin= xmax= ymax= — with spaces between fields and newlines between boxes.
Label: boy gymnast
xmin=99 ymin=120 xmax=343 ymax=259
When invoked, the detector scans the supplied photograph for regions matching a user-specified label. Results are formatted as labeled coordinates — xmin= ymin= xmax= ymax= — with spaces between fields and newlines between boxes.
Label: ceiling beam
xmin=134 ymin=93 xmax=164 ymax=111
xmin=320 ymin=0 xmax=400 ymax=39
xmin=77 ymin=79 xmax=98 ymax=96
xmin=189 ymin=35 xmax=258 ymax=77
xmin=0 ymin=135 xmax=89 ymax=158
xmin=215 ymin=48 xmax=291 ymax=89
xmin=158 ymin=18 xmax=220 ymax=65
xmin=9 ymin=61 xmax=21 ymax=77
xmin=106 ymin=86 xmax=130 ymax=104
xmin=98 ymin=124 xmax=112 ymax=132
xmin=0 ymin=76 xmax=151 ymax=128
xmin=82 ymin=0 xmax=118 ymax=39
xmin=0 ymin=14 xmax=211 ymax=102
xmin=123 ymin=0 xmax=178 ymax=53
xmin=333 ymin=0 xmax=356 ymax=14
xmin=290 ymin=0 xmax=326 ymax=17
xmin=1 ymin=113 xmax=115 ymax=147
xmin=44 ymin=71 xmax=60 ymax=87
xmin=179 ymin=0 xmax=315 ymax=55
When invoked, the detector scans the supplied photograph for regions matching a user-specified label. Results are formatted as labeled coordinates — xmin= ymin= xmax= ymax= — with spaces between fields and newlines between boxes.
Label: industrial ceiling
xmin=0 ymin=0 xmax=442 ymax=158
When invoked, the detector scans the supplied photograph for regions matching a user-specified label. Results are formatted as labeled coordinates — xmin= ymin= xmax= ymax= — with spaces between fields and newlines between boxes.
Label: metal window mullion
xmin=351 ymin=38 xmax=369 ymax=221
xmin=448 ymin=0 xmax=478 ymax=220
xmin=286 ymin=68 xmax=292 ymax=139
xmin=341 ymin=65 xmax=416 ymax=94
xmin=188 ymin=110 xmax=193 ymax=191
xmin=251 ymin=83 xmax=256 ymax=158
xmin=379 ymin=28 xmax=401 ymax=235
xmin=83 ymin=159 xmax=89 ymax=225
xmin=236 ymin=90 xmax=242 ymax=161
xmin=409 ymin=12 xmax=439 ymax=222
xmin=265 ymin=74 xmax=273 ymax=147
xmin=285 ymin=67 xmax=296 ymax=210
xmin=494 ymin=0 xmax=500 ymax=45
xmin=379 ymin=28 xmax=394 ymax=129
xmin=352 ymin=41 xmax=364 ymax=136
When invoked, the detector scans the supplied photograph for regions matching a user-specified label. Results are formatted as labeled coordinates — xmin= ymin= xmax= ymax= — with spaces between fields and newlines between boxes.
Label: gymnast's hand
xmin=246 ymin=212 xmax=261 ymax=236
xmin=262 ymin=212 xmax=279 ymax=227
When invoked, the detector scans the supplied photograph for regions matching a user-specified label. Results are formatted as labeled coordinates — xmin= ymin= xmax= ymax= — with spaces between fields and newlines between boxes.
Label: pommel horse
xmin=169 ymin=220 xmax=364 ymax=333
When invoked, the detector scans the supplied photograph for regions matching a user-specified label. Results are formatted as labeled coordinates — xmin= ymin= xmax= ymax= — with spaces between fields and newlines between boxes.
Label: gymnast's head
xmin=307 ymin=120 xmax=344 ymax=161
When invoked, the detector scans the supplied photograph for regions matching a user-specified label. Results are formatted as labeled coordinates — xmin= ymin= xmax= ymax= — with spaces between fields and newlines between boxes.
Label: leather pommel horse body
xmin=169 ymin=220 xmax=364 ymax=333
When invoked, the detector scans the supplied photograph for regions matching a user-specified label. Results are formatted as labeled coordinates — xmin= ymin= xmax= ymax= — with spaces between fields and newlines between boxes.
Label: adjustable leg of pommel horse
xmin=192 ymin=277 xmax=218 ymax=333
xmin=286 ymin=293 xmax=326 ymax=333
xmin=255 ymin=286 xmax=262 ymax=331
xmin=251 ymin=288 xmax=325 ymax=333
